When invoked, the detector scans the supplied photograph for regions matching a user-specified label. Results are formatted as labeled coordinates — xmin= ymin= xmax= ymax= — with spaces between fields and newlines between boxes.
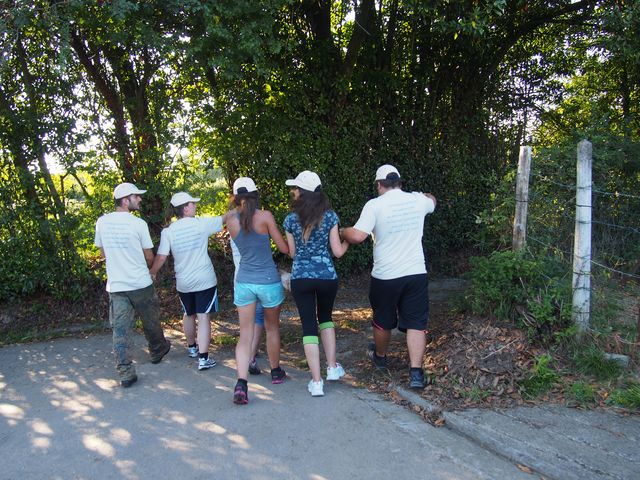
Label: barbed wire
xmin=527 ymin=235 xmax=640 ymax=280
xmin=531 ymin=172 xmax=640 ymax=200
xmin=551 ymin=210 xmax=640 ymax=235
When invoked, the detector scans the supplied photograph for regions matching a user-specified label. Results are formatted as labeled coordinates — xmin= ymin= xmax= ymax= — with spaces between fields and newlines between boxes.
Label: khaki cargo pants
xmin=109 ymin=284 xmax=169 ymax=381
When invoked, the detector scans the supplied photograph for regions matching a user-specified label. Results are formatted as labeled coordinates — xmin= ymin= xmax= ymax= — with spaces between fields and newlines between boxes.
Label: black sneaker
xmin=233 ymin=382 xmax=249 ymax=405
xmin=150 ymin=341 xmax=171 ymax=364
xmin=248 ymin=358 xmax=261 ymax=375
xmin=120 ymin=375 xmax=138 ymax=388
xmin=367 ymin=342 xmax=388 ymax=369
xmin=409 ymin=369 xmax=426 ymax=389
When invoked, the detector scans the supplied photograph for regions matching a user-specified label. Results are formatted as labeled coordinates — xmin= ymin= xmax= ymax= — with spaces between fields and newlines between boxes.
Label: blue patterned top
xmin=283 ymin=210 xmax=339 ymax=280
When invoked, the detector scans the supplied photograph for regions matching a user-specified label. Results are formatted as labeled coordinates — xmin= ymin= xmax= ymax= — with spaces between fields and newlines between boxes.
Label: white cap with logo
xmin=285 ymin=171 xmax=322 ymax=192
xmin=375 ymin=164 xmax=401 ymax=181
xmin=113 ymin=182 xmax=147 ymax=199
xmin=170 ymin=192 xmax=200 ymax=207
xmin=233 ymin=177 xmax=258 ymax=194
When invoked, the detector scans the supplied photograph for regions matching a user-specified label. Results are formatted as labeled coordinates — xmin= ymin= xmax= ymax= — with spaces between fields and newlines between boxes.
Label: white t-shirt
xmin=157 ymin=216 xmax=223 ymax=292
xmin=94 ymin=211 xmax=154 ymax=293
xmin=353 ymin=189 xmax=435 ymax=280
xmin=230 ymin=238 xmax=241 ymax=279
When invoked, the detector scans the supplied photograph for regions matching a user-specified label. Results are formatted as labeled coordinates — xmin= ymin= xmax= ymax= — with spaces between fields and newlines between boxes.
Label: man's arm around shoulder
xmin=341 ymin=227 xmax=369 ymax=245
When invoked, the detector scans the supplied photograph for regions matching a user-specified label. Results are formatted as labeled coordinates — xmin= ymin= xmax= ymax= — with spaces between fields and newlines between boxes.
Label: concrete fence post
xmin=572 ymin=139 xmax=592 ymax=337
xmin=513 ymin=146 xmax=532 ymax=251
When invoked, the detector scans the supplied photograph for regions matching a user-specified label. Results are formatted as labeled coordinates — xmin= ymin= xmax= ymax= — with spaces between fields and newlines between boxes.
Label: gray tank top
xmin=233 ymin=227 xmax=280 ymax=284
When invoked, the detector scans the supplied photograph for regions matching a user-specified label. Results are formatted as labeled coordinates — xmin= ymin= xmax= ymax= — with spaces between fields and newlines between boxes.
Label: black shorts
xmin=369 ymin=274 xmax=429 ymax=332
xmin=179 ymin=286 xmax=218 ymax=316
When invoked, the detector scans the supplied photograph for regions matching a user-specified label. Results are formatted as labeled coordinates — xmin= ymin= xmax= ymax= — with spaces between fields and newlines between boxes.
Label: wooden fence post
xmin=572 ymin=139 xmax=593 ymax=337
xmin=513 ymin=146 xmax=532 ymax=251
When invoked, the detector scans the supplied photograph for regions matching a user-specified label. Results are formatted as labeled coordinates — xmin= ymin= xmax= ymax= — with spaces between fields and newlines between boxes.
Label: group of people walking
xmin=94 ymin=165 xmax=436 ymax=404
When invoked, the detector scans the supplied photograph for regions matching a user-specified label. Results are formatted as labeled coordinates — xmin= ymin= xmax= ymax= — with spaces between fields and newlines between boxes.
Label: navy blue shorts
xmin=369 ymin=274 xmax=429 ymax=332
xmin=179 ymin=286 xmax=218 ymax=316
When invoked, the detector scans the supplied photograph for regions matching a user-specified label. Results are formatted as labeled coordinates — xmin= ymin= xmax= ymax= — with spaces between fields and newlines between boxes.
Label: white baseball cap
xmin=285 ymin=171 xmax=322 ymax=192
xmin=170 ymin=191 xmax=200 ymax=207
xmin=113 ymin=182 xmax=146 ymax=199
xmin=375 ymin=164 xmax=401 ymax=181
xmin=233 ymin=177 xmax=258 ymax=194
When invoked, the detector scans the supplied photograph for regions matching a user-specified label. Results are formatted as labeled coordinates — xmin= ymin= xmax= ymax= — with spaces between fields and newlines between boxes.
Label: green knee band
xmin=319 ymin=321 xmax=335 ymax=331
xmin=303 ymin=336 xmax=319 ymax=345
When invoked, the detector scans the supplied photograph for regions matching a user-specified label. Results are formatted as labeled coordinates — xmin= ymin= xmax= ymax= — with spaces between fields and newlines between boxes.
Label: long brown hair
xmin=234 ymin=191 xmax=260 ymax=232
xmin=291 ymin=189 xmax=331 ymax=241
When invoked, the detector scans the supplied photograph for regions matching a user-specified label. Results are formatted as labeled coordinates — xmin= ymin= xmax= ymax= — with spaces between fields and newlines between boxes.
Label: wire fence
xmin=516 ymin=143 xmax=639 ymax=335
xmin=526 ymin=174 xmax=640 ymax=280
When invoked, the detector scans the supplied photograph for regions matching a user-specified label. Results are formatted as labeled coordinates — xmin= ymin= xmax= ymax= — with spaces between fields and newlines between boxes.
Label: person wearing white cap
xmin=341 ymin=165 xmax=436 ymax=389
xmin=226 ymin=177 xmax=290 ymax=404
xmin=283 ymin=171 xmax=350 ymax=397
xmin=94 ymin=182 xmax=171 ymax=388
xmin=150 ymin=192 xmax=230 ymax=371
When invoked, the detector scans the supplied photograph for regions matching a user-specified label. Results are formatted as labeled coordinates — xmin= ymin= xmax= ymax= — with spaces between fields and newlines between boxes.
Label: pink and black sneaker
xmin=233 ymin=382 xmax=249 ymax=405
xmin=270 ymin=367 xmax=287 ymax=384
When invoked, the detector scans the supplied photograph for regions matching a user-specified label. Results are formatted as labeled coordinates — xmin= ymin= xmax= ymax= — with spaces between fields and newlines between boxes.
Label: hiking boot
xmin=308 ymin=379 xmax=324 ymax=397
xmin=198 ymin=356 xmax=217 ymax=371
xmin=367 ymin=342 xmax=388 ymax=370
xmin=409 ymin=369 xmax=426 ymax=389
xmin=150 ymin=341 xmax=171 ymax=364
xmin=187 ymin=345 xmax=198 ymax=358
xmin=248 ymin=358 xmax=261 ymax=375
xmin=120 ymin=375 xmax=138 ymax=388
xmin=326 ymin=363 xmax=345 ymax=381
xmin=233 ymin=382 xmax=249 ymax=405
xmin=271 ymin=367 xmax=287 ymax=384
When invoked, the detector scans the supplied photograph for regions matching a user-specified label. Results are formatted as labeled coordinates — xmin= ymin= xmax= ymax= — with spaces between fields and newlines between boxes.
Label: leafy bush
xmin=466 ymin=250 xmax=572 ymax=342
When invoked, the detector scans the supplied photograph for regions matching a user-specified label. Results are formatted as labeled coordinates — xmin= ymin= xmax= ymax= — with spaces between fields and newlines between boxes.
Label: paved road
xmin=0 ymin=331 xmax=533 ymax=480
xmin=2 ymin=331 xmax=639 ymax=480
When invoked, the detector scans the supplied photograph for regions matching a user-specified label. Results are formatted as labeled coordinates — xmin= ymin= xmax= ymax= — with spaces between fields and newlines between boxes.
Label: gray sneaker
xmin=187 ymin=345 xmax=198 ymax=358
xmin=198 ymin=357 xmax=217 ymax=371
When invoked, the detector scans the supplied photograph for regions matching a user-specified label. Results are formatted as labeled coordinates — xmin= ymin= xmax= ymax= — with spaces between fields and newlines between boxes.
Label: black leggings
xmin=291 ymin=278 xmax=339 ymax=340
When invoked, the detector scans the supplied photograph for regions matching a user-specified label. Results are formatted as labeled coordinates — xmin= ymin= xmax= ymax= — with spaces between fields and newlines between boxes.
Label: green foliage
xmin=2 ymin=0 xmax=638 ymax=314
xmin=572 ymin=345 xmax=622 ymax=381
xmin=213 ymin=334 xmax=238 ymax=346
xmin=608 ymin=382 xmax=640 ymax=410
xmin=462 ymin=386 xmax=491 ymax=402
xmin=466 ymin=250 xmax=572 ymax=341
xmin=568 ymin=382 xmax=597 ymax=405
xmin=467 ymin=250 xmax=535 ymax=319
xmin=519 ymin=354 xmax=559 ymax=399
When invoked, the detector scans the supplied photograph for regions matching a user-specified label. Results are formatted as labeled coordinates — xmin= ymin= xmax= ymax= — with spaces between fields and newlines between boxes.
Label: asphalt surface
xmin=1 ymin=331 xmax=638 ymax=480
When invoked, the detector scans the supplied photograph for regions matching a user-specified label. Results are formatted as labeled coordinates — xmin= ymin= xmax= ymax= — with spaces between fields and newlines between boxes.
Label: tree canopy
xmin=0 ymin=0 xmax=638 ymax=300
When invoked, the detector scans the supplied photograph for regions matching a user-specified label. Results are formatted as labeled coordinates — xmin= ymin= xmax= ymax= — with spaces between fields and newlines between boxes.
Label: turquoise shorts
xmin=234 ymin=282 xmax=284 ymax=308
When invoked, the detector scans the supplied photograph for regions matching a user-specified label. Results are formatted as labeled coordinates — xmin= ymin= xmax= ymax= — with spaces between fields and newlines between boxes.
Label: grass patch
xmin=608 ymin=382 xmax=640 ymax=409
xmin=463 ymin=386 xmax=491 ymax=402
xmin=213 ymin=334 xmax=238 ymax=346
xmin=519 ymin=354 xmax=559 ymax=399
xmin=572 ymin=344 xmax=622 ymax=380
xmin=568 ymin=382 xmax=597 ymax=404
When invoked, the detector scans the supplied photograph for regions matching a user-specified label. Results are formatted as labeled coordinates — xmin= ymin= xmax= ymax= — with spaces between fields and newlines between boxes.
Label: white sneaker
xmin=198 ymin=357 xmax=217 ymax=371
xmin=308 ymin=379 xmax=324 ymax=397
xmin=187 ymin=345 xmax=198 ymax=358
xmin=326 ymin=363 xmax=345 ymax=381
